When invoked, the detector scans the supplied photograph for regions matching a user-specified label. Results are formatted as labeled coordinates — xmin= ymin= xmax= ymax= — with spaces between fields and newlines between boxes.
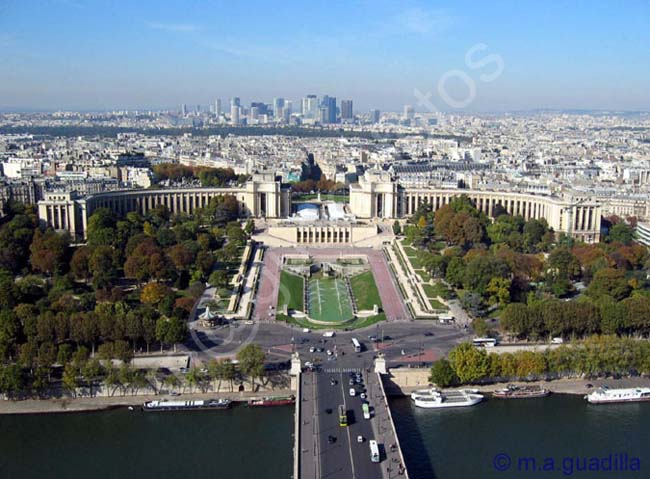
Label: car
xmin=179 ymin=367 xmax=189 ymax=374
xmin=330 ymin=379 xmax=337 ymax=386
xmin=169 ymin=391 xmax=181 ymax=396
xmin=317 ymin=348 xmax=324 ymax=353
xmin=327 ymin=435 xmax=336 ymax=444
xmin=325 ymin=408 xmax=333 ymax=414
xmin=326 ymin=350 xmax=333 ymax=356
xmin=424 ymin=332 xmax=434 ymax=337
xmin=357 ymin=435 xmax=364 ymax=443
xmin=349 ymin=379 xmax=355 ymax=386
xmin=360 ymin=393 xmax=367 ymax=399
xmin=349 ymin=388 xmax=356 ymax=397
xmin=309 ymin=347 xmax=316 ymax=353
xmin=368 ymin=335 xmax=378 ymax=342
xmin=383 ymin=335 xmax=392 ymax=340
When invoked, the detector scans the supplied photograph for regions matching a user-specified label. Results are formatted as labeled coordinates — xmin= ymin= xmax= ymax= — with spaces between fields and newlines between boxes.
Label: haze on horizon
xmin=1 ymin=0 xmax=649 ymax=113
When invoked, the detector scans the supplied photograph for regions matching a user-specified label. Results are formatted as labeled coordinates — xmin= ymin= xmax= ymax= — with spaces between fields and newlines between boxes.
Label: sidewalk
xmin=0 ymin=388 xmax=295 ymax=415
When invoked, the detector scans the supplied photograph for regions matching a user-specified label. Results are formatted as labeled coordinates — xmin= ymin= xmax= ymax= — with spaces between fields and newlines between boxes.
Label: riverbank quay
xmin=381 ymin=368 xmax=650 ymax=396
xmin=0 ymin=389 xmax=294 ymax=415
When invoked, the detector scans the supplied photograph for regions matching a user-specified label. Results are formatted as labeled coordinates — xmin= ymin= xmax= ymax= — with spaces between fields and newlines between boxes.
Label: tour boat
xmin=412 ymin=389 xmax=484 ymax=408
xmin=585 ymin=386 xmax=650 ymax=404
xmin=248 ymin=395 xmax=296 ymax=407
xmin=142 ymin=398 xmax=232 ymax=411
xmin=493 ymin=384 xmax=550 ymax=399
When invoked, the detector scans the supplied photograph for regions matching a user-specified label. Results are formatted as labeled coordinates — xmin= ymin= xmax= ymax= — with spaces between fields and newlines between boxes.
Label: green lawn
xmin=308 ymin=277 xmax=354 ymax=322
xmin=277 ymin=271 xmax=304 ymax=311
xmin=350 ymin=271 xmax=382 ymax=311
xmin=422 ymin=282 xmax=454 ymax=300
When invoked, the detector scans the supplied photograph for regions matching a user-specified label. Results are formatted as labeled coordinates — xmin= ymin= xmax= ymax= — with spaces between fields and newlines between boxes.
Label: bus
xmin=338 ymin=405 xmax=348 ymax=427
xmin=472 ymin=337 xmax=497 ymax=348
xmin=369 ymin=440 xmax=380 ymax=463
xmin=362 ymin=402 xmax=370 ymax=420
xmin=351 ymin=338 xmax=362 ymax=353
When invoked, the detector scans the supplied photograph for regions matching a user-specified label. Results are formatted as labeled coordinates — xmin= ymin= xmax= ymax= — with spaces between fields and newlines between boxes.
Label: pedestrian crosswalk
xmin=322 ymin=367 xmax=361 ymax=374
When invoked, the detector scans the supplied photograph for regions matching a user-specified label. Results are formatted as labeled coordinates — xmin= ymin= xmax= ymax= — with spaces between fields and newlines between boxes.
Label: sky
xmin=1 ymin=0 xmax=649 ymax=112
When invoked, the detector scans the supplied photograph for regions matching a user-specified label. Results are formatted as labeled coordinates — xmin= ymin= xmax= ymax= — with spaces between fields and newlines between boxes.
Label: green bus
xmin=338 ymin=405 xmax=348 ymax=426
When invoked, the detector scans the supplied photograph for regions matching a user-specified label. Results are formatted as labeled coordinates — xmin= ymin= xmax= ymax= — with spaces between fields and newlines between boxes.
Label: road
xmin=182 ymin=319 xmax=470 ymax=367
xmin=300 ymin=370 xmax=384 ymax=479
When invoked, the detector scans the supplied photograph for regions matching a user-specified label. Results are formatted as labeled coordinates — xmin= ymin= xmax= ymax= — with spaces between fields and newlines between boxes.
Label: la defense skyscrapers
xmin=341 ymin=100 xmax=353 ymax=120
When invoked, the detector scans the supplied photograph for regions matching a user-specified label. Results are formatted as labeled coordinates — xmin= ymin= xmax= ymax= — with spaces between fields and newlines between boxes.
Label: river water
xmin=1 ymin=395 xmax=648 ymax=479
xmin=0 ymin=405 xmax=294 ymax=479
xmin=390 ymin=394 xmax=649 ymax=479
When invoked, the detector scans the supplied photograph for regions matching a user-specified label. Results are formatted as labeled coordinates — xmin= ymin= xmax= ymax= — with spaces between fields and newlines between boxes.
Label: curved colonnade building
xmin=350 ymin=171 xmax=602 ymax=243
xmin=38 ymin=174 xmax=291 ymax=240
xmin=38 ymin=171 xmax=602 ymax=244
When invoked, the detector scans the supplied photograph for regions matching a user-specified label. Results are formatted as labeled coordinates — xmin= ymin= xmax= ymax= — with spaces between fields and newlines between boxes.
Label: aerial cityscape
xmin=1 ymin=1 xmax=649 ymax=478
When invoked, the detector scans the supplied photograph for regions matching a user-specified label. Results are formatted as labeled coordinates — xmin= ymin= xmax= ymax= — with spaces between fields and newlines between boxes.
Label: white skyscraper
xmin=231 ymin=105 xmax=240 ymax=125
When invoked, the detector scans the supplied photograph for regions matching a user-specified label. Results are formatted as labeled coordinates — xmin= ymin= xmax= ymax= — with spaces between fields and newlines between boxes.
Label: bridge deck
xmin=296 ymin=369 xmax=409 ymax=479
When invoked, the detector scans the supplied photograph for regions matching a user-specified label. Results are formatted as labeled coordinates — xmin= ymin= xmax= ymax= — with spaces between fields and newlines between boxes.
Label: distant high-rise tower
xmin=231 ymin=105 xmax=240 ymax=125
xmin=302 ymin=94 xmax=318 ymax=118
xmin=215 ymin=98 xmax=222 ymax=116
xmin=321 ymin=95 xmax=337 ymax=123
xmin=341 ymin=100 xmax=353 ymax=120
xmin=273 ymin=97 xmax=285 ymax=117
xmin=181 ymin=104 xmax=187 ymax=116
xmin=404 ymin=105 xmax=415 ymax=120
xmin=370 ymin=109 xmax=381 ymax=124
xmin=231 ymin=97 xmax=241 ymax=108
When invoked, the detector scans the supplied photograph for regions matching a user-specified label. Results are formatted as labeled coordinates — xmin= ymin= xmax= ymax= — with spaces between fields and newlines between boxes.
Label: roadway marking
xmin=323 ymin=368 xmax=361 ymax=374
xmin=339 ymin=372 xmax=357 ymax=479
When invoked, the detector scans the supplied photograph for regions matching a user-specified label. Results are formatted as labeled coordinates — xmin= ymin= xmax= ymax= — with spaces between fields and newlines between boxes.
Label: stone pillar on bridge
xmin=290 ymin=352 xmax=301 ymax=376
xmin=374 ymin=353 xmax=387 ymax=375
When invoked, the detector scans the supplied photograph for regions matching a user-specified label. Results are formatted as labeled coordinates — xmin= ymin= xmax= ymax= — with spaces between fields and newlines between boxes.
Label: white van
xmin=323 ymin=331 xmax=336 ymax=338
xmin=551 ymin=337 xmax=564 ymax=344
xmin=349 ymin=388 xmax=356 ymax=397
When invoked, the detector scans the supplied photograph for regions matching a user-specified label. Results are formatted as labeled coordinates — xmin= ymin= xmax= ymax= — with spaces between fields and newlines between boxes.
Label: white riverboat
xmin=585 ymin=386 xmax=650 ymax=404
xmin=412 ymin=389 xmax=484 ymax=409
xmin=142 ymin=398 xmax=232 ymax=411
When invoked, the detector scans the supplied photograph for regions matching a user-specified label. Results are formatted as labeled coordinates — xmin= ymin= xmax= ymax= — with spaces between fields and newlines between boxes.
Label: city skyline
xmin=1 ymin=0 xmax=649 ymax=112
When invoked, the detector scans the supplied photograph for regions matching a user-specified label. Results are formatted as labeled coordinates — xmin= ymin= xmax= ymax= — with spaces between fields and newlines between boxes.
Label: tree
xmin=448 ymin=342 xmax=490 ymax=383
xmin=445 ymin=256 xmax=465 ymax=287
xmin=429 ymin=359 xmax=458 ymax=387
xmin=237 ymin=343 xmax=265 ymax=390
xmin=608 ymin=223 xmax=633 ymax=244
xmin=86 ymin=208 xmax=117 ymax=246
xmin=460 ymin=291 xmax=485 ymax=317
xmin=586 ymin=268 xmax=631 ymax=301
xmin=208 ymin=270 xmax=230 ymax=289
xmin=167 ymin=243 xmax=195 ymax=273
xmin=155 ymin=316 xmax=187 ymax=352
xmin=140 ymin=282 xmax=173 ymax=306
xmin=29 ymin=229 xmax=69 ymax=275
xmin=462 ymin=255 xmax=510 ymax=296
xmin=62 ymin=363 xmax=79 ymax=397
xmin=486 ymin=277 xmax=512 ymax=306
xmin=70 ymin=246 xmax=91 ymax=280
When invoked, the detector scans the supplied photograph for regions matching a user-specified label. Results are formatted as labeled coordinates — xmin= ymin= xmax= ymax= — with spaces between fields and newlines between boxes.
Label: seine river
xmin=0 ymin=405 xmax=294 ymax=479
xmin=1 ymin=395 xmax=648 ymax=479
xmin=390 ymin=394 xmax=649 ymax=479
